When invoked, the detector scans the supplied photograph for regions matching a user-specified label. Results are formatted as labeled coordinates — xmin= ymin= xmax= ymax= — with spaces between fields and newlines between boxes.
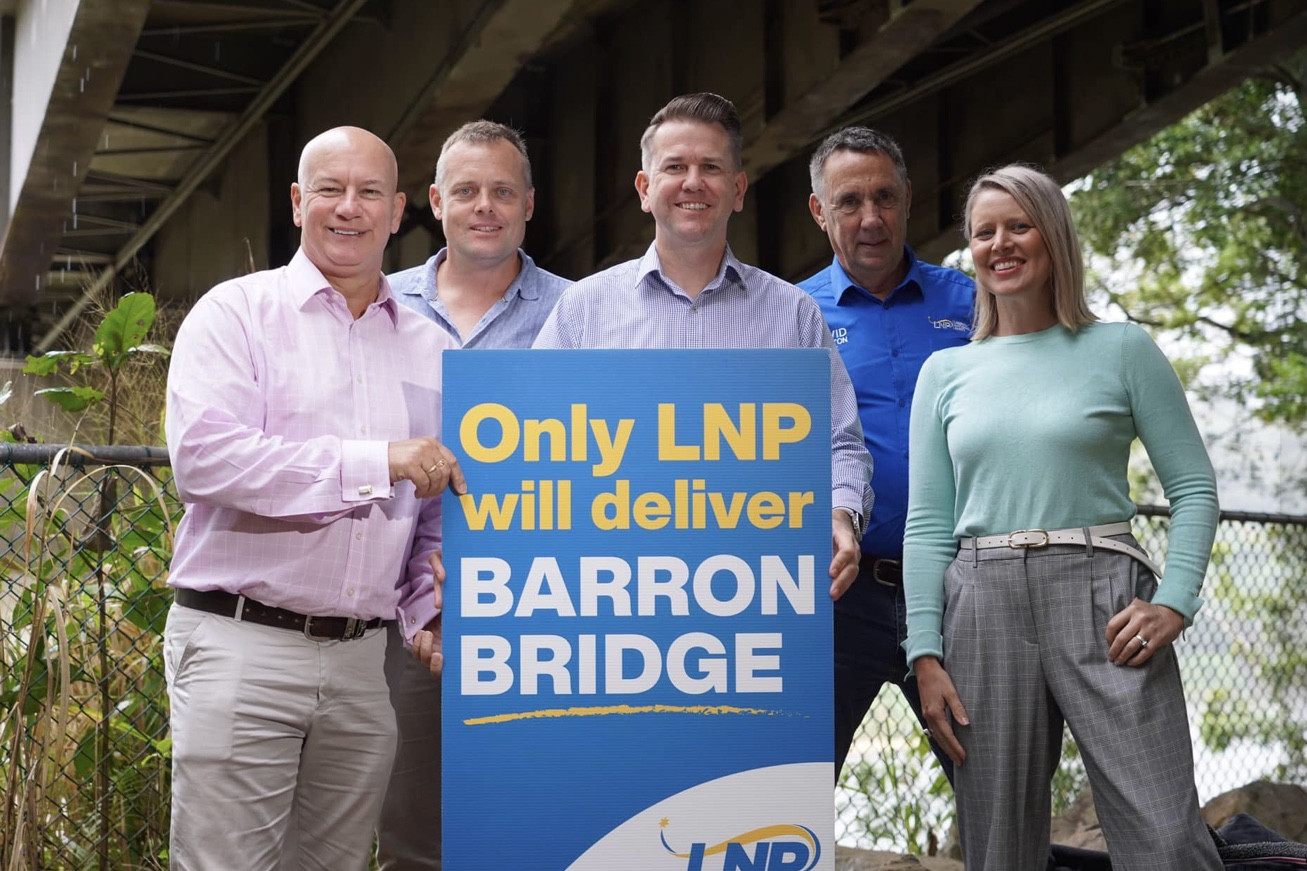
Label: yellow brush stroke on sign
xmin=696 ymin=824 xmax=816 ymax=857
xmin=465 ymin=703 xmax=795 ymax=725
xmin=663 ymin=824 xmax=817 ymax=859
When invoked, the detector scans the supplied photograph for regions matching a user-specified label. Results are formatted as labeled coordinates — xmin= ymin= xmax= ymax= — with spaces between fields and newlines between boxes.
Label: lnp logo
xmin=928 ymin=315 xmax=970 ymax=333
xmin=660 ymin=820 xmax=821 ymax=870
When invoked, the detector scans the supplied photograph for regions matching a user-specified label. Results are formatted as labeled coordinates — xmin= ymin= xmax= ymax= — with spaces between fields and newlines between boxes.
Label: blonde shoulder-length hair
xmin=962 ymin=164 xmax=1097 ymax=341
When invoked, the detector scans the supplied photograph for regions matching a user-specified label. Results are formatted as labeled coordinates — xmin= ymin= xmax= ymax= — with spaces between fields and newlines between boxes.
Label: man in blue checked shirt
xmin=534 ymin=92 xmax=873 ymax=601
xmin=796 ymin=127 xmax=974 ymax=783
xmin=380 ymin=120 xmax=571 ymax=871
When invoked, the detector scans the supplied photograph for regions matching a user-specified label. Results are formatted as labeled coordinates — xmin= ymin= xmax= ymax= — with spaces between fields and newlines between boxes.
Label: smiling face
xmin=967 ymin=188 xmax=1053 ymax=306
xmin=432 ymin=138 xmax=534 ymax=269
xmin=635 ymin=119 xmax=747 ymax=251
xmin=291 ymin=127 xmax=405 ymax=295
xmin=808 ymin=149 xmax=911 ymax=298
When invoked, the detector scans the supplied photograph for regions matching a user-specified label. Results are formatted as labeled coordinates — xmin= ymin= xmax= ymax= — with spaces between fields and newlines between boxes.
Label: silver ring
xmin=1134 ymin=634 xmax=1149 ymax=649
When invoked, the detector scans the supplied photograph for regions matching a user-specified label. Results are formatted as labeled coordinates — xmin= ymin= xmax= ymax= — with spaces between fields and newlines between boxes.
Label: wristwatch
xmin=838 ymin=507 xmax=863 ymax=542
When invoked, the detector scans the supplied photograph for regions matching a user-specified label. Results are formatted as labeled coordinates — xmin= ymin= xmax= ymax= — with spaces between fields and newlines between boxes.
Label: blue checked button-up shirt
xmin=533 ymin=243 xmax=874 ymax=521
xmin=798 ymin=248 xmax=974 ymax=559
xmin=389 ymin=248 xmax=572 ymax=348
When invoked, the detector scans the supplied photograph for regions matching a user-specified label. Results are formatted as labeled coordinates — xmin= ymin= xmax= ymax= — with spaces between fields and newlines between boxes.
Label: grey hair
xmin=808 ymin=126 xmax=907 ymax=199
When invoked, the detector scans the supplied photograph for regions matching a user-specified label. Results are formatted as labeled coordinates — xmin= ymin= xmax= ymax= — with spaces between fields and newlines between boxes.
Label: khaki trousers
xmin=164 ymin=603 xmax=396 ymax=871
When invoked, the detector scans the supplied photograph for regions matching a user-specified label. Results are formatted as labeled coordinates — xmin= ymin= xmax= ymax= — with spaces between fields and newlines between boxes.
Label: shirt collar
xmin=288 ymin=247 xmax=399 ymax=326
xmin=637 ymin=242 xmax=746 ymax=297
xmin=418 ymin=247 xmax=539 ymax=302
xmin=830 ymin=245 xmax=923 ymax=304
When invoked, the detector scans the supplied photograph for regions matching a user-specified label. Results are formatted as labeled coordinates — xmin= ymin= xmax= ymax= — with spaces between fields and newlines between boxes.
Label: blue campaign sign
xmin=442 ymin=349 xmax=834 ymax=871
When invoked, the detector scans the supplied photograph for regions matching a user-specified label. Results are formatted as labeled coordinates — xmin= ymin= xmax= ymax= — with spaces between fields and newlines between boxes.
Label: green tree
xmin=1069 ymin=50 xmax=1306 ymax=430
xmin=1071 ymin=57 xmax=1307 ymax=788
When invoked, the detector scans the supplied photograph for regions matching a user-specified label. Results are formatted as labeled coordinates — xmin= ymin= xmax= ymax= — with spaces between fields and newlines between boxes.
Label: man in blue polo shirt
xmin=797 ymin=127 xmax=974 ymax=783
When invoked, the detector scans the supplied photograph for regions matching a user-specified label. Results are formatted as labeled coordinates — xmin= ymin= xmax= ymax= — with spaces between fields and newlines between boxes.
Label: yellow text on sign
xmin=657 ymin=403 xmax=811 ymax=461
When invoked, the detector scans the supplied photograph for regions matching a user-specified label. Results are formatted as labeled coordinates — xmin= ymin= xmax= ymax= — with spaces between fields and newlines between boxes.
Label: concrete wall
xmin=295 ymin=0 xmax=493 ymax=172
xmin=151 ymin=124 xmax=271 ymax=303
xmin=103 ymin=0 xmax=1307 ymax=316
xmin=8 ymin=0 xmax=79 ymax=214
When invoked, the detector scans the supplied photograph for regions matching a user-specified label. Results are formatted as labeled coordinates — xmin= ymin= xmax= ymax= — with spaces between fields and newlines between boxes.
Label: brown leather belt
xmin=859 ymin=555 xmax=902 ymax=587
xmin=174 ymin=588 xmax=387 ymax=641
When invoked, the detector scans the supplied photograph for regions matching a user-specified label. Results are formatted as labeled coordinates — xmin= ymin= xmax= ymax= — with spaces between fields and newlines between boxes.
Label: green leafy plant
xmin=3 ymin=292 xmax=175 ymax=870
xmin=22 ymin=292 xmax=170 ymax=443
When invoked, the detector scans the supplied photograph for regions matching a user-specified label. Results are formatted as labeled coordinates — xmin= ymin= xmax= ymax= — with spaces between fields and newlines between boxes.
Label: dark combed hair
xmin=639 ymin=92 xmax=743 ymax=172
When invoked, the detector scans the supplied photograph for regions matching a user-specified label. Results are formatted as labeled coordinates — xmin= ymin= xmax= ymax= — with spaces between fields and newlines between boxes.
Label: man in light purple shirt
xmin=377 ymin=120 xmax=570 ymax=871
xmin=164 ymin=126 xmax=464 ymax=870
xmin=534 ymin=93 xmax=873 ymax=599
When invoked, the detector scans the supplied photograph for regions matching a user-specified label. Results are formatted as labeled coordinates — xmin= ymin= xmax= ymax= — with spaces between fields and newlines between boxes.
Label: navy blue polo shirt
xmin=798 ymin=248 xmax=974 ymax=560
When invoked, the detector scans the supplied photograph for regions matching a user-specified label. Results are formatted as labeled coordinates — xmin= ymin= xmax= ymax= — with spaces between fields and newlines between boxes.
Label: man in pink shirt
xmin=164 ymin=126 xmax=462 ymax=870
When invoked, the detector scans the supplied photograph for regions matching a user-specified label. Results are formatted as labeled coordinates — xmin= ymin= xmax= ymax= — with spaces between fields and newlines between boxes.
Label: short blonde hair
xmin=963 ymin=164 xmax=1096 ymax=340
xmin=434 ymin=120 xmax=532 ymax=190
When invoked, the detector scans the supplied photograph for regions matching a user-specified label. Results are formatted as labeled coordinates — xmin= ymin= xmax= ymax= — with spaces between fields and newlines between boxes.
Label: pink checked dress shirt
xmin=165 ymin=249 xmax=457 ymax=640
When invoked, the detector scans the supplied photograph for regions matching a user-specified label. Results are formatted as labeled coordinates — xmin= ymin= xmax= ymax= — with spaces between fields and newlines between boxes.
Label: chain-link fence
xmin=2 ymin=444 xmax=176 ymax=871
xmin=2 ymin=445 xmax=1303 ymax=867
xmin=835 ymin=504 xmax=1307 ymax=852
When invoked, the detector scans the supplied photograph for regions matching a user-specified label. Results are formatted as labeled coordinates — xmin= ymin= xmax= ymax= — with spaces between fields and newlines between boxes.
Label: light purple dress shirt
xmin=166 ymin=248 xmax=457 ymax=641
xmin=533 ymin=243 xmax=874 ymax=520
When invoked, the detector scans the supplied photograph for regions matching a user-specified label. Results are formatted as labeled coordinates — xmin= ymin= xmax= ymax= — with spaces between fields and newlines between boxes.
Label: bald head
xmin=298 ymin=126 xmax=398 ymax=190
xmin=291 ymin=126 xmax=406 ymax=303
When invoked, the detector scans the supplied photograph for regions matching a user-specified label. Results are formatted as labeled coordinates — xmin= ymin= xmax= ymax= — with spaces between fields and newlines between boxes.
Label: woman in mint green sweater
xmin=902 ymin=164 xmax=1221 ymax=871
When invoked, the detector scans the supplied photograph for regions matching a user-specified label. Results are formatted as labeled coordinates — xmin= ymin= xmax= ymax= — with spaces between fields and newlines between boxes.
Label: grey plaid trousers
xmin=941 ymin=535 xmax=1222 ymax=871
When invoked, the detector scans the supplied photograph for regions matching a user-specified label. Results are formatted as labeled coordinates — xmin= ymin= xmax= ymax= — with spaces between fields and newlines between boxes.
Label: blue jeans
xmin=833 ymin=561 xmax=955 ymax=785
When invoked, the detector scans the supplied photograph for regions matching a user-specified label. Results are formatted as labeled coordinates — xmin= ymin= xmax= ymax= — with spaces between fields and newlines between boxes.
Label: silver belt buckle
xmin=303 ymin=615 xmax=332 ymax=642
xmin=1007 ymin=529 xmax=1049 ymax=548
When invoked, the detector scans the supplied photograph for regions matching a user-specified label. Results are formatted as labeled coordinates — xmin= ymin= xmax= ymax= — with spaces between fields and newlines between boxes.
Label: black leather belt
xmin=859 ymin=555 xmax=902 ymax=587
xmin=174 ymin=588 xmax=387 ymax=641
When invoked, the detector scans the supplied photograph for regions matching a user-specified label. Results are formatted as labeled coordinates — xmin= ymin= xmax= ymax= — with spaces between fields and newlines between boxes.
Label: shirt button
xmin=355 ymin=532 xmax=363 ymax=541
xmin=347 ymin=588 xmax=355 ymax=597
xmin=359 ymin=426 xmax=367 ymax=435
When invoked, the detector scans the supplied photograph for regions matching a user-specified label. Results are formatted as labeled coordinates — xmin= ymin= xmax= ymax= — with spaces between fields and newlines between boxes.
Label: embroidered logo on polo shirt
xmin=928 ymin=316 xmax=970 ymax=332
xmin=831 ymin=327 xmax=849 ymax=345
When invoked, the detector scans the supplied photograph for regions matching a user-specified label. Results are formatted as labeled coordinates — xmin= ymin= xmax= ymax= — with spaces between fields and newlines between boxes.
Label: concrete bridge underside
xmin=1 ymin=0 xmax=1304 ymax=354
